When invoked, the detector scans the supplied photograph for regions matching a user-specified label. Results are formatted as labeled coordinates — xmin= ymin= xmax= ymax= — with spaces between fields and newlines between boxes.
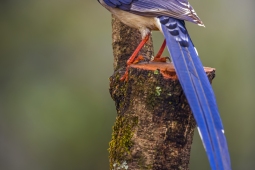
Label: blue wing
xmin=158 ymin=16 xmax=231 ymax=170
xmin=103 ymin=0 xmax=203 ymax=25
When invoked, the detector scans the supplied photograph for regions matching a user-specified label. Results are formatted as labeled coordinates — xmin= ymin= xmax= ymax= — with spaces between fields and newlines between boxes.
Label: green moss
xmin=155 ymin=86 xmax=162 ymax=96
xmin=153 ymin=69 xmax=159 ymax=75
xmin=109 ymin=115 xmax=138 ymax=169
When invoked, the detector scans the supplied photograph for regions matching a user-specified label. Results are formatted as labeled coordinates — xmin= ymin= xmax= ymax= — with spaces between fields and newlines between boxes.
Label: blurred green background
xmin=0 ymin=0 xmax=254 ymax=169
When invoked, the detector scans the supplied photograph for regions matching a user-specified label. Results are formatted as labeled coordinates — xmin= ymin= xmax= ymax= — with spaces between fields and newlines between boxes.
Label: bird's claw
xmin=120 ymin=55 xmax=145 ymax=81
xmin=152 ymin=56 xmax=167 ymax=62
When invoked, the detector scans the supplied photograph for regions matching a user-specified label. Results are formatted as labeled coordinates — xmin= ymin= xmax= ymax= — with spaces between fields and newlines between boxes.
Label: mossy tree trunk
xmin=108 ymin=16 xmax=215 ymax=170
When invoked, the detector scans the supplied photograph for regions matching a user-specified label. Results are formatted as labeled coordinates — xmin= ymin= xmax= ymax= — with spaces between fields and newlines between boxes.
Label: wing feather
xmin=103 ymin=0 xmax=203 ymax=25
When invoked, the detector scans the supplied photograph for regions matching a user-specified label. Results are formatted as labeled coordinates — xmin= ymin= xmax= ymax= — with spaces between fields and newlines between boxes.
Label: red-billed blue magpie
xmin=98 ymin=0 xmax=231 ymax=169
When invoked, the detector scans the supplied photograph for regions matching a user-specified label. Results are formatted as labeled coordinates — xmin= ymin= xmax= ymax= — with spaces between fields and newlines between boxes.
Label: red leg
xmin=120 ymin=34 xmax=150 ymax=81
xmin=153 ymin=39 xmax=167 ymax=62
xmin=126 ymin=34 xmax=150 ymax=65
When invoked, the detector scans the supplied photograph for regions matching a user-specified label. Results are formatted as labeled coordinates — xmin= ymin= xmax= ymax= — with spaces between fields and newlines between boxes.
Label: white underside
xmin=99 ymin=0 xmax=162 ymax=38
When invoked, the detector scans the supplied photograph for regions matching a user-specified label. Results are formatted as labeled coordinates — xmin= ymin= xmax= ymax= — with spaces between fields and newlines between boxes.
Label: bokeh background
xmin=0 ymin=0 xmax=254 ymax=169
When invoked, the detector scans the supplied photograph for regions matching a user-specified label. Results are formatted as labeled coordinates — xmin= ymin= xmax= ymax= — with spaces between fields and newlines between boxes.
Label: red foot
xmin=120 ymin=68 xmax=129 ymax=81
xmin=133 ymin=55 xmax=144 ymax=64
xmin=120 ymin=35 xmax=150 ymax=81
xmin=120 ymin=38 xmax=167 ymax=81
xmin=153 ymin=57 xmax=167 ymax=62
xmin=120 ymin=55 xmax=145 ymax=81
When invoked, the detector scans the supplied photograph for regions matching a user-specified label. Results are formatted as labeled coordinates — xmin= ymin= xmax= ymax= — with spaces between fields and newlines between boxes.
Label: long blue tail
xmin=158 ymin=16 xmax=231 ymax=170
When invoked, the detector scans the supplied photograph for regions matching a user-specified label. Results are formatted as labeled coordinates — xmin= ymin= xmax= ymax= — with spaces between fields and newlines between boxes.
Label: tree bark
xmin=108 ymin=16 xmax=215 ymax=170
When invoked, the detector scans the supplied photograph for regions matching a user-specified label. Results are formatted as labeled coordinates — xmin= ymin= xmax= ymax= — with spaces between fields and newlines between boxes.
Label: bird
xmin=98 ymin=0 xmax=231 ymax=169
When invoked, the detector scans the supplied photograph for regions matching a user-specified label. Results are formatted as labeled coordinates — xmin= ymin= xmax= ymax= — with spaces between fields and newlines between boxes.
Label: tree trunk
xmin=108 ymin=15 xmax=215 ymax=170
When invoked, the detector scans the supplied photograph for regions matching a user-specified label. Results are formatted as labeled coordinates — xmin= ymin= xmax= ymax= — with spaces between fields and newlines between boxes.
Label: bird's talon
xmin=120 ymin=69 xmax=129 ymax=81
xmin=120 ymin=74 xmax=128 ymax=81
xmin=133 ymin=55 xmax=145 ymax=64
xmin=152 ymin=57 xmax=167 ymax=62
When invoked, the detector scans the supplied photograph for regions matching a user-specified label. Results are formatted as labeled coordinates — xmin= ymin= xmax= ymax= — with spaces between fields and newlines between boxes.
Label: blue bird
xmin=98 ymin=0 xmax=231 ymax=169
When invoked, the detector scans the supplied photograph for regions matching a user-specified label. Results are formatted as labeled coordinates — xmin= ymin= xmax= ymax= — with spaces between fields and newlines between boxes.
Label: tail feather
xmin=158 ymin=16 xmax=231 ymax=170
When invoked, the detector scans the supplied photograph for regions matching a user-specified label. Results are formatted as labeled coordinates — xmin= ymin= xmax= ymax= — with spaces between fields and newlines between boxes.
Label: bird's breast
xmin=99 ymin=0 xmax=160 ymax=38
